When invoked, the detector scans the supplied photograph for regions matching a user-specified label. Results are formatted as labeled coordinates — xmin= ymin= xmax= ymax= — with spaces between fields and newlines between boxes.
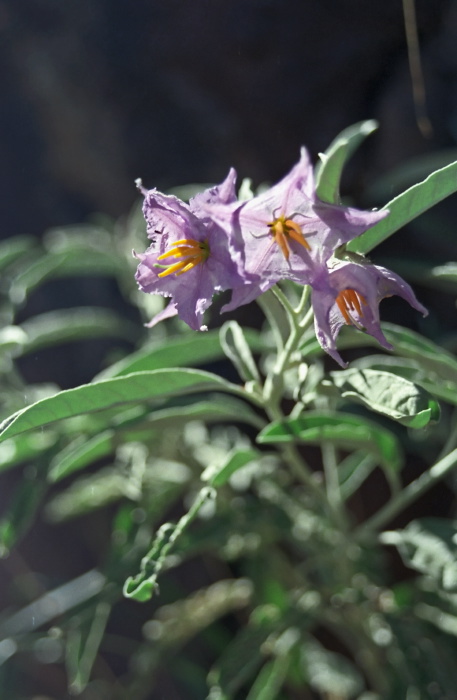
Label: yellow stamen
xmin=156 ymin=239 xmax=210 ymax=278
xmin=267 ymin=215 xmax=311 ymax=260
xmin=336 ymin=289 xmax=368 ymax=326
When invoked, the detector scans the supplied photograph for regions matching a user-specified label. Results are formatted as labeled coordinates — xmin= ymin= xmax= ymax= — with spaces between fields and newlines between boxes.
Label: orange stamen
xmin=267 ymin=215 xmax=311 ymax=260
xmin=336 ymin=289 xmax=367 ymax=326
xmin=156 ymin=239 xmax=210 ymax=278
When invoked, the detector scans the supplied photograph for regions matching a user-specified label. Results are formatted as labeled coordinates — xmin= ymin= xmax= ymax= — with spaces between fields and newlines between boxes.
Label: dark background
xmin=1 ymin=1 xmax=457 ymax=698
xmin=1 ymin=0 xmax=456 ymax=238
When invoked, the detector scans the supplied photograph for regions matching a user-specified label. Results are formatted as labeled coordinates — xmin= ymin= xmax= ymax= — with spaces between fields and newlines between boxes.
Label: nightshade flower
xmin=311 ymin=258 xmax=428 ymax=367
xmin=134 ymin=176 xmax=248 ymax=331
xmin=194 ymin=148 xmax=389 ymax=311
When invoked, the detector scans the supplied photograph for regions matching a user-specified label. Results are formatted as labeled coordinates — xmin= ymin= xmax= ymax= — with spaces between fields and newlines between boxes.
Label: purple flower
xmin=311 ymin=258 xmax=428 ymax=367
xmin=134 ymin=178 xmax=248 ymax=331
xmin=194 ymin=149 xmax=389 ymax=305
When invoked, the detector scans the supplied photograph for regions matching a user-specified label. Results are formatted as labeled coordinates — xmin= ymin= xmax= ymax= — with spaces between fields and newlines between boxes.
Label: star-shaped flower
xmin=311 ymin=258 xmax=428 ymax=367
xmin=193 ymin=148 xmax=389 ymax=308
xmin=134 ymin=179 xmax=248 ymax=331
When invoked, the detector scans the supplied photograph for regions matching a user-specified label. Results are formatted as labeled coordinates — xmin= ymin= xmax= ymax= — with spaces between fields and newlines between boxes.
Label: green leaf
xmin=208 ymin=619 xmax=278 ymax=697
xmin=382 ymin=323 xmax=457 ymax=384
xmin=430 ymin=262 xmax=457 ymax=284
xmin=330 ymin=367 xmax=440 ymax=428
xmin=353 ymin=354 xmax=457 ymax=407
xmin=45 ymin=468 xmax=132 ymax=521
xmin=9 ymin=233 xmax=124 ymax=303
xmin=49 ymin=396 xmax=264 ymax=483
xmin=315 ymin=120 xmax=379 ymax=204
xmin=0 ymin=369 xmax=248 ymax=443
xmin=48 ymin=432 xmax=115 ymax=483
xmin=347 ymin=159 xmax=457 ymax=254
xmin=0 ymin=469 xmax=48 ymax=555
xmin=97 ymin=328 xmax=266 ymax=379
xmin=202 ymin=448 xmax=261 ymax=487
xmin=66 ymin=601 xmax=111 ymax=694
xmin=338 ymin=451 xmax=377 ymax=500
xmin=245 ymin=657 xmax=290 ymax=700
xmin=381 ymin=518 xmax=457 ymax=591
xmin=143 ymin=579 xmax=253 ymax=648
xmin=20 ymin=307 xmax=139 ymax=353
xmin=0 ymin=235 xmax=37 ymax=272
xmin=0 ymin=431 xmax=57 ymax=474
xmin=301 ymin=637 xmax=364 ymax=697
xmin=258 ymin=411 xmax=402 ymax=475
xmin=0 ymin=326 xmax=28 ymax=355
xmin=220 ymin=321 xmax=261 ymax=384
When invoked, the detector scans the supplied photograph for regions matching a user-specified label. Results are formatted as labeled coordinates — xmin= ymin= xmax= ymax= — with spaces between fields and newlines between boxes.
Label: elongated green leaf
xmin=0 ymin=326 xmax=28 ymax=354
xmin=143 ymin=579 xmax=253 ymax=648
xmin=220 ymin=321 xmax=261 ymax=384
xmin=0 ymin=369 xmax=248 ymax=443
xmin=208 ymin=620 xmax=278 ymax=697
xmin=0 ymin=431 xmax=57 ymax=474
xmin=97 ymin=328 xmax=266 ymax=379
xmin=338 ymin=451 xmax=377 ymax=500
xmin=245 ymin=657 xmax=290 ymax=700
xmin=202 ymin=449 xmax=261 ymax=487
xmin=66 ymin=601 xmax=111 ymax=695
xmin=381 ymin=518 xmax=457 ymax=591
xmin=347 ymin=159 xmax=457 ymax=254
xmin=0 ymin=469 xmax=48 ymax=555
xmin=330 ymin=367 xmax=440 ymax=428
xmin=46 ymin=468 xmax=132 ymax=521
xmin=20 ymin=307 xmax=139 ymax=353
xmin=0 ymin=235 xmax=37 ymax=272
xmin=258 ymin=411 xmax=402 ymax=474
xmin=48 ymin=432 xmax=114 ymax=483
xmin=9 ymin=247 xmax=124 ymax=303
xmin=431 ymin=262 xmax=457 ymax=285
xmin=382 ymin=323 xmax=457 ymax=383
xmin=301 ymin=322 xmax=457 ymax=388
xmin=301 ymin=637 xmax=364 ymax=697
xmin=49 ymin=396 xmax=264 ymax=483
xmin=315 ymin=120 xmax=378 ymax=204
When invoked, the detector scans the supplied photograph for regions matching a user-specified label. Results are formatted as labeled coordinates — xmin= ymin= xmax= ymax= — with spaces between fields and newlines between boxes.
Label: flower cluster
xmin=135 ymin=150 xmax=426 ymax=366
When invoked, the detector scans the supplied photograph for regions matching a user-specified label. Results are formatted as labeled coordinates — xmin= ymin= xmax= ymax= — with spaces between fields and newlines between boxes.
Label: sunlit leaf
xmin=347 ymin=159 xmax=457 ymax=254
xmin=0 ymin=369 xmax=248 ymax=443
xmin=19 ymin=308 xmax=139 ymax=353
xmin=315 ymin=119 xmax=378 ymax=204
xmin=258 ymin=411 xmax=402 ymax=475
xmin=382 ymin=518 xmax=457 ymax=591
xmin=96 ymin=328 xmax=266 ymax=379
xmin=202 ymin=449 xmax=261 ymax=487
xmin=330 ymin=367 xmax=440 ymax=428
xmin=301 ymin=637 xmax=364 ymax=697
xmin=0 ymin=431 xmax=57 ymax=474
xmin=220 ymin=321 xmax=261 ymax=384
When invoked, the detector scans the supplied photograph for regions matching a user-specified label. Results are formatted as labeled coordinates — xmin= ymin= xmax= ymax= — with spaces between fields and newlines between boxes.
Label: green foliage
xmin=2 ymin=123 xmax=457 ymax=700
xmin=329 ymin=367 xmax=440 ymax=427
xmin=348 ymin=158 xmax=457 ymax=255
xmin=382 ymin=518 xmax=457 ymax=591
xmin=315 ymin=119 xmax=379 ymax=204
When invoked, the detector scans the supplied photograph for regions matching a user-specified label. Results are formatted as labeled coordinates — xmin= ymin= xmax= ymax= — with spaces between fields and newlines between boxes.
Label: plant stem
xmin=355 ymin=447 xmax=457 ymax=539
xmin=321 ymin=440 xmax=347 ymax=530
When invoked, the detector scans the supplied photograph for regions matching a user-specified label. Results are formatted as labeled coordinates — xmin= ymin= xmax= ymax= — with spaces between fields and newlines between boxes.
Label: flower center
xmin=156 ymin=239 xmax=210 ymax=278
xmin=336 ymin=288 xmax=367 ymax=326
xmin=267 ymin=215 xmax=311 ymax=260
